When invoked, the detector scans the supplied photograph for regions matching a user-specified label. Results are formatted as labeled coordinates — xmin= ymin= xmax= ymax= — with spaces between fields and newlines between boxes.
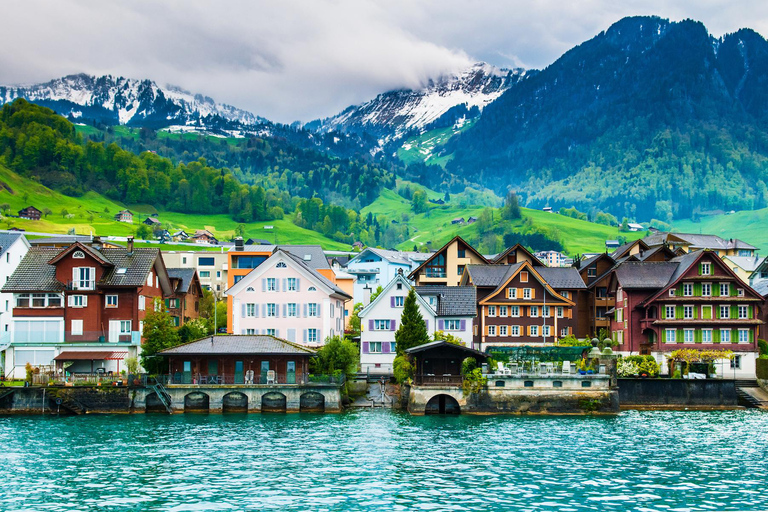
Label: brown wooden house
xmin=406 ymin=340 xmax=489 ymax=386
xmin=18 ymin=206 xmax=42 ymax=220
xmin=166 ymin=268 xmax=204 ymax=327
xmin=159 ymin=334 xmax=316 ymax=384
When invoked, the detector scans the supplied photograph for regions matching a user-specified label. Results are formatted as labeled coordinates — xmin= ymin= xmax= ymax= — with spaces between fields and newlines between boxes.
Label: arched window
xmin=308 ymin=286 xmax=316 ymax=292
xmin=73 ymin=251 xmax=85 ymax=259
xmin=276 ymin=262 xmax=287 ymax=268
xmin=246 ymin=287 xmax=255 ymax=292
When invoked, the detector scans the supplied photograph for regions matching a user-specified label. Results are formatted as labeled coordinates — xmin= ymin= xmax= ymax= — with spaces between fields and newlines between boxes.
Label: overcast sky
xmin=1 ymin=0 xmax=767 ymax=123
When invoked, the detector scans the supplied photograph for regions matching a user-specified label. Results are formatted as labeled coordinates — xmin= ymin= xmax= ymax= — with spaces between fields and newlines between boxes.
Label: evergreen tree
xmin=395 ymin=288 xmax=430 ymax=356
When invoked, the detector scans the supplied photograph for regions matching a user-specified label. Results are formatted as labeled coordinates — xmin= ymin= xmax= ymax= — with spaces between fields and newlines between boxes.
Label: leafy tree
xmin=309 ymin=335 xmax=358 ymax=375
xmin=411 ymin=189 xmax=428 ymax=213
xmin=348 ymin=302 xmax=363 ymax=335
xmin=135 ymin=224 xmax=152 ymax=239
xmin=235 ymin=224 xmax=246 ymax=238
xmin=368 ymin=285 xmax=384 ymax=304
xmin=178 ymin=320 xmax=208 ymax=344
xmin=393 ymin=355 xmax=414 ymax=383
xmin=501 ymin=191 xmax=522 ymax=220
xmin=60 ymin=208 xmax=69 ymax=218
xmin=433 ymin=331 xmax=464 ymax=345
xmin=42 ymin=208 xmax=52 ymax=218
xmin=140 ymin=299 xmax=181 ymax=374
xmin=395 ymin=288 xmax=429 ymax=356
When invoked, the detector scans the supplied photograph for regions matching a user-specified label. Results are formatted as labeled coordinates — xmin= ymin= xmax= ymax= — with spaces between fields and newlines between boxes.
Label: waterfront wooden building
xmin=406 ymin=340 xmax=489 ymax=385
xmin=159 ymin=334 xmax=316 ymax=384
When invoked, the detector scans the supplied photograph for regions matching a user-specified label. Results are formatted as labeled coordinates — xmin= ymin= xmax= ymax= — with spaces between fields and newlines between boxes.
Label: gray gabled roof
xmin=752 ymin=280 xmax=768 ymax=297
xmin=278 ymin=245 xmax=330 ymax=270
xmin=167 ymin=268 xmax=197 ymax=294
xmin=466 ymin=263 xmax=520 ymax=287
xmin=724 ymin=255 xmax=764 ymax=272
xmin=414 ymin=286 xmax=477 ymax=317
xmin=159 ymin=335 xmax=316 ymax=356
xmin=613 ymin=261 xmax=679 ymax=289
xmin=99 ymin=248 xmax=160 ymax=287
xmin=535 ymin=267 xmax=587 ymax=289
xmin=2 ymin=247 xmax=63 ymax=292
xmin=405 ymin=340 xmax=488 ymax=359
xmin=0 ymin=232 xmax=26 ymax=258
xmin=280 ymin=250 xmax=351 ymax=299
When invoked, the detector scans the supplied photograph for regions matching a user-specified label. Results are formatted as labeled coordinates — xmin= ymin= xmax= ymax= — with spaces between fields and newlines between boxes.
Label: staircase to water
xmin=734 ymin=379 xmax=768 ymax=409
xmin=150 ymin=382 xmax=173 ymax=414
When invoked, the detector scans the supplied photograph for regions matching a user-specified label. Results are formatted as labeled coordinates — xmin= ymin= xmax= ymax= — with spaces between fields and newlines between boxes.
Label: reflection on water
xmin=0 ymin=410 xmax=767 ymax=511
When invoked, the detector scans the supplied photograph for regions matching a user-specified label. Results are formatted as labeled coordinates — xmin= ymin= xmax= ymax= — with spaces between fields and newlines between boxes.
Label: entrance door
xmin=208 ymin=360 xmax=218 ymax=379
xmin=108 ymin=320 xmax=121 ymax=343
xmin=260 ymin=361 xmax=269 ymax=384
xmin=286 ymin=361 xmax=296 ymax=384
xmin=183 ymin=361 xmax=192 ymax=384
xmin=234 ymin=361 xmax=244 ymax=384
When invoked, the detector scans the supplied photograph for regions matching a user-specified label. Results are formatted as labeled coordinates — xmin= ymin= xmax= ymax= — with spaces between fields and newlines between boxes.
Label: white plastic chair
xmin=266 ymin=370 xmax=276 ymax=384
xmin=496 ymin=362 xmax=506 ymax=375
xmin=509 ymin=363 xmax=518 ymax=375
xmin=562 ymin=361 xmax=571 ymax=375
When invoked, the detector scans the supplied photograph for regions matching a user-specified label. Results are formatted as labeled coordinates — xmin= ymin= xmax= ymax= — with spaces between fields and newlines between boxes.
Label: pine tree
xmin=395 ymin=288 xmax=429 ymax=356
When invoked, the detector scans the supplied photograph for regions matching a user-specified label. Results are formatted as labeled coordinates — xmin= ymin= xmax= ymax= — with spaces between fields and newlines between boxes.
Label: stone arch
xmin=145 ymin=392 xmax=170 ymax=413
xmin=222 ymin=392 xmax=248 ymax=413
xmin=300 ymin=392 xmax=325 ymax=412
xmin=261 ymin=392 xmax=287 ymax=413
xmin=184 ymin=392 xmax=210 ymax=413
xmin=425 ymin=394 xmax=461 ymax=415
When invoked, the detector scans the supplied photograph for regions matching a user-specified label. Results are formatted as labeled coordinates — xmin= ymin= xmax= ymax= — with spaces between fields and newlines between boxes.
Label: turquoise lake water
xmin=1 ymin=410 xmax=767 ymax=511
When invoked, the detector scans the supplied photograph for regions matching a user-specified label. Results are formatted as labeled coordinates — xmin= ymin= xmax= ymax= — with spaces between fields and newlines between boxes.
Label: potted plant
xmin=577 ymin=359 xmax=587 ymax=375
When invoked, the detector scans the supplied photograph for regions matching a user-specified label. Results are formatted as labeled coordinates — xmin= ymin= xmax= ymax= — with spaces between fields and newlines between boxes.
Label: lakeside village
xmin=1 ymin=223 xmax=768 ymax=415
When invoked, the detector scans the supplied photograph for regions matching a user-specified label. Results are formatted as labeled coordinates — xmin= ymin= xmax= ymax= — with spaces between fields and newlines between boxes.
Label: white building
xmin=358 ymin=274 xmax=476 ymax=375
xmin=162 ymin=250 xmax=229 ymax=297
xmin=226 ymin=249 xmax=351 ymax=347
xmin=534 ymin=250 xmax=570 ymax=268
xmin=0 ymin=233 xmax=31 ymax=360
xmin=345 ymin=248 xmax=430 ymax=305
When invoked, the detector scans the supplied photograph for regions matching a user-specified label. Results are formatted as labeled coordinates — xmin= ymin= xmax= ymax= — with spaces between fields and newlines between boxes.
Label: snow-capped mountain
xmin=0 ymin=73 xmax=270 ymax=136
xmin=306 ymin=63 xmax=529 ymax=145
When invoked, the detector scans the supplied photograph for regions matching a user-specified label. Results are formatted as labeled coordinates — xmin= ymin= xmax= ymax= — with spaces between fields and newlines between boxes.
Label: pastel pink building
xmin=226 ymin=249 xmax=352 ymax=347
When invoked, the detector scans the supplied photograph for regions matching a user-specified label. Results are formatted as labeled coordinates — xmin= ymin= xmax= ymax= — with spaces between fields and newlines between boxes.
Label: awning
xmin=54 ymin=351 xmax=129 ymax=361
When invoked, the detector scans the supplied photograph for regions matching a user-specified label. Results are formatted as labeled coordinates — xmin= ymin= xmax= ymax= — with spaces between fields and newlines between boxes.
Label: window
xmin=246 ymin=287 xmax=255 ymax=292
xmin=499 ymin=325 xmax=508 ymax=336
xmin=330 ymin=304 xmax=335 ymax=317
xmin=308 ymin=303 xmax=318 ymax=317
xmin=182 ymin=257 xmax=187 ymax=265
xmin=543 ymin=306 xmax=550 ymax=318
xmin=669 ymin=289 xmax=675 ymax=297
xmin=198 ymin=257 xmax=214 ymax=266
xmin=720 ymin=283 xmax=730 ymax=296
xmin=267 ymin=303 xmax=277 ymax=317
xmin=308 ymin=286 xmax=317 ymax=292
xmin=701 ymin=262 xmax=711 ymax=275
xmin=457 ymin=265 xmax=465 ymax=276
xmin=738 ymin=305 xmax=749 ymax=319
xmin=530 ymin=306 xmax=539 ymax=318
xmin=267 ymin=328 xmax=276 ymax=336
xmin=499 ymin=306 xmax=508 ymax=318
xmin=307 ymin=329 xmax=318 ymax=343
xmin=523 ymin=288 xmax=532 ymax=299
xmin=71 ymin=319 xmax=83 ymax=336
xmin=395 ymin=296 xmax=404 ymax=307
xmin=374 ymin=320 xmax=391 ymax=330
xmin=119 ymin=321 xmax=131 ymax=334
xmin=147 ymin=272 xmax=153 ymax=287
xmin=138 ymin=296 xmax=146 ymax=311
xmin=457 ymin=249 xmax=466 ymax=258
xmin=665 ymin=305 xmax=675 ymax=319
xmin=267 ymin=278 xmax=277 ymax=291
xmin=702 ymin=330 xmax=712 ymax=343
xmin=720 ymin=306 xmax=730 ymax=319
xmin=543 ymin=325 xmax=551 ymax=337
xmin=561 ymin=328 xmax=568 ymax=337
xmin=73 ymin=267 xmax=95 ymax=290
xmin=702 ymin=283 xmax=711 ymax=296
xmin=106 ymin=295 xmax=118 ymax=308
xmin=199 ymin=271 xmax=211 ymax=278
xmin=683 ymin=306 xmax=693 ymax=320
xmin=616 ymin=308 xmax=623 ymax=322
xmin=488 ymin=306 xmax=496 ymax=317
xmin=369 ymin=342 xmax=383 ymax=353
xmin=561 ymin=291 xmax=569 ymax=299
xmin=721 ymin=329 xmax=731 ymax=343
xmin=244 ymin=329 xmax=256 ymax=335
xmin=737 ymin=288 xmax=745 ymax=297
xmin=520 ymin=271 xmax=528 ymax=283
xmin=587 ymin=266 xmax=597 ymax=277
xmin=70 ymin=295 xmax=87 ymax=308
xmin=731 ymin=355 xmax=742 ymax=369
xmin=665 ymin=329 xmax=676 ymax=343
xmin=287 ymin=278 xmax=297 ymax=291
xmin=73 ymin=251 xmax=85 ymax=259
xmin=246 ymin=304 xmax=256 ymax=317
xmin=425 ymin=253 xmax=446 ymax=278
xmin=288 ymin=303 xmax=297 ymax=317
xmin=507 ymin=288 xmax=517 ymax=299
xmin=556 ymin=307 xmax=564 ymax=318
xmin=530 ymin=325 xmax=539 ymax=337
xmin=684 ymin=329 xmax=694 ymax=343
xmin=217 ymin=271 xmax=221 ymax=279
xmin=511 ymin=306 xmax=520 ymax=317
xmin=683 ymin=283 xmax=693 ymax=296
xmin=511 ymin=325 xmax=520 ymax=336
xmin=488 ymin=325 xmax=496 ymax=336
xmin=16 ymin=293 xmax=62 ymax=308
xmin=739 ymin=329 xmax=750 ymax=343
xmin=444 ymin=319 xmax=461 ymax=331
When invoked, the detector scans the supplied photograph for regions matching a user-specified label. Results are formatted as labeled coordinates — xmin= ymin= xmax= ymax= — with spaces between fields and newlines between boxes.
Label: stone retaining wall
xmin=618 ymin=378 xmax=737 ymax=407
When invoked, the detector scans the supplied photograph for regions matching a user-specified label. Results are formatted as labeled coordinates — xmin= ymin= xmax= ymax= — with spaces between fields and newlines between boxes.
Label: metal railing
xmin=414 ymin=374 xmax=463 ymax=385
xmin=148 ymin=372 xmax=346 ymax=387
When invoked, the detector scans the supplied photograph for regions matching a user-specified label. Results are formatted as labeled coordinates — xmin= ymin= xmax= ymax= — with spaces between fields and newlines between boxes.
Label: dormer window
xmin=116 ymin=268 xmax=127 ymax=274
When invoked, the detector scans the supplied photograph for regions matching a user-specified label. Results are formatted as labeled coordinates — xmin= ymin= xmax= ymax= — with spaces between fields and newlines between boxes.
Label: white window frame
xmin=374 ymin=320 xmax=391 ymax=331
xmin=523 ymin=288 xmax=532 ymax=300
xmin=287 ymin=278 xmax=297 ymax=291
xmin=267 ymin=278 xmax=277 ymax=291
xmin=394 ymin=296 xmax=404 ymax=307
xmin=665 ymin=305 xmax=675 ymax=319
xmin=721 ymin=329 xmax=731 ymax=343
xmin=106 ymin=295 xmax=118 ymax=308
xmin=702 ymin=329 xmax=712 ymax=343
xmin=507 ymin=288 xmax=517 ymax=299
xmin=720 ymin=283 xmax=730 ymax=296
xmin=720 ymin=305 xmax=730 ymax=319
xmin=738 ymin=329 xmax=750 ymax=344
xmin=683 ymin=283 xmax=693 ymax=297
xmin=683 ymin=305 xmax=693 ymax=320
xmin=683 ymin=329 xmax=694 ymax=344
xmin=665 ymin=329 xmax=676 ymax=343
xmin=74 ymin=267 xmax=95 ymax=290
xmin=511 ymin=325 xmax=520 ymax=337
xmin=444 ymin=319 xmax=461 ymax=331
xmin=702 ymin=283 xmax=711 ymax=297
xmin=288 ymin=303 xmax=297 ymax=317
xmin=499 ymin=325 xmax=508 ymax=336
xmin=71 ymin=319 xmax=83 ymax=336
xmin=308 ymin=329 xmax=318 ymax=343
xmin=369 ymin=342 xmax=382 ymax=353
xmin=138 ymin=296 xmax=146 ymax=311
xmin=267 ymin=303 xmax=277 ymax=317
xmin=511 ymin=306 xmax=520 ymax=318
xmin=308 ymin=303 xmax=318 ymax=317
xmin=488 ymin=306 xmax=496 ymax=317
xmin=530 ymin=306 xmax=539 ymax=318
xmin=701 ymin=262 xmax=711 ymax=276
xmin=738 ymin=305 xmax=749 ymax=319
xmin=556 ymin=307 xmax=564 ymax=318
xmin=499 ymin=306 xmax=508 ymax=318
xmin=246 ymin=303 xmax=256 ymax=317
xmin=488 ymin=325 xmax=496 ymax=337
xmin=530 ymin=325 xmax=539 ymax=337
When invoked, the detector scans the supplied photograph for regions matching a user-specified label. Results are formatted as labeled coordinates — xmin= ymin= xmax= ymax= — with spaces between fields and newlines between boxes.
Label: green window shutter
xmin=703 ymin=307 xmax=711 ymax=320
xmin=676 ymin=329 xmax=682 ymax=343
xmin=695 ymin=330 xmax=702 ymax=343
xmin=749 ymin=306 xmax=754 ymax=319
xmin=731 ymin=286 xmax=737 ymax=297
xmin=713 ymin=329 xmax=720 ymax=343
xmin=732 ymin=328 xmax=739 ymax=343
xmin=731 ymin=305 xmax=738 ymax=319
xmin=698 ymin=263 xmax=702 ymax=275
xmin=675 ymin=286 xmax=683 ymax=297
xmin=164 ymin=299 xmax=170 ymax=307
xmin=694 ymin=283 xmax=701 ymax=296
xmin=693 ymin=307 xmax=698 ymax=319
xmin=750 ymin=329 xmax=755 ymax=343
xmin=676 ymin=306 xmax=683 ymax=319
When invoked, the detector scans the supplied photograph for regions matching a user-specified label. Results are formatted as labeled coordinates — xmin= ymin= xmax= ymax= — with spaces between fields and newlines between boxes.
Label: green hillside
xmin=0 ymin=163 xmax=349 ymax=249
xmin=673 ymin=210 xmax=767 ymax=249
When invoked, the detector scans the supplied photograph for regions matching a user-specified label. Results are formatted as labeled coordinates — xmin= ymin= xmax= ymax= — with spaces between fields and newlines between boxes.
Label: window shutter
xmin=527 ymin=325 xmax=531 ymax=336
xmin=390 ymin=296 xmax=395 ymax=307
xmin=438 ymin=319 xmax=444 ymax=330
xmin=369 ymin=320 xmax=374 ymax=331
xmin=362 ymin=341 xmax=369 ymax=353
xmin=460 ymin=320 xmax=466 ymax=331
xmin=303 ymin=303 xmax=308 ymax=317
xmin=72 ymin=268 xmax=78 ymax=288
xmin=283 ymin=304 xmax=287 ymax=318
xmin=83 ymin=296 xmax=88 ymax=307
xmin=282 ymin=279 xmax=287 ymax=292
xmin=262 ymin=304 xmax=267 ymax=317
xmin=382 ymin=342 xmax=390 ymax=354
xmin=731 ymin=305 xmax=738 ymax=319
xmin=698 ymin=263 xmax=702 ymax=275
xmin=531 ymin=288 xmax=536 ymax=299
xmin=241 ymin=304 xmax=246 ymax=317
xmin=67 ymin=295 xmax=73 ymax=307
xmin=518 ymin=288 xmax=523 ymax=298
xmin=303 ymin=329 xmax=308 ymax=343
xmin=275 ymin=329 xmax=280 ymax=338
xmin=296 ymin=278 xmax=301 ymax=291
xmin=390 ymin=320 xmax=396 ymax=331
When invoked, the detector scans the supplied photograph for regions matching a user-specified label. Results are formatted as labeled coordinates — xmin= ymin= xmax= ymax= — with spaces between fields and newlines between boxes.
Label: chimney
xmin=92 ymin=236 xmax=102 ymax=250
xmin=235 ymin=237 xmax=244 ymax=252
xmin=127 ymin=236 xmax=134 ymax=254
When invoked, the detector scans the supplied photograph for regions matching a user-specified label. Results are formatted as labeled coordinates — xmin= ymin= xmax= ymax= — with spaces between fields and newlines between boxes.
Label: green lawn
xmin=673 ymin=210 xmax=768 ymax=250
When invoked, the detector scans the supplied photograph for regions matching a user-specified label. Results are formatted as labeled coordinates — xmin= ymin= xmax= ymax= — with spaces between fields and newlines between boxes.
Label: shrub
xmin=617 ymin=355 xmax=660 ymax=377
xmin=758 ymin=339 xmax=768 ymax=356
xmin=557 ymin=335 xmax=591 ymax=347
xmin=462 ymin=368 xmax=487 ymax=395
xmin=461 ymin=357 xmax=477 ymax=376
xmin=393 ymin=355 xmax=414 ymax=384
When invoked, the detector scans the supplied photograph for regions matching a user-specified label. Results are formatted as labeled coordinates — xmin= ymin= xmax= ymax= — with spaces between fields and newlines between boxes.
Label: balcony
xmin=423 ymin=268 xmax=447 ymax=278
xmin=156 ymin=372 xmax=345 ymax=387
xmin=66 ymin=281 xmax=96 ymax=291
xmin=11 ymin=330 xmax=141 ymax=345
